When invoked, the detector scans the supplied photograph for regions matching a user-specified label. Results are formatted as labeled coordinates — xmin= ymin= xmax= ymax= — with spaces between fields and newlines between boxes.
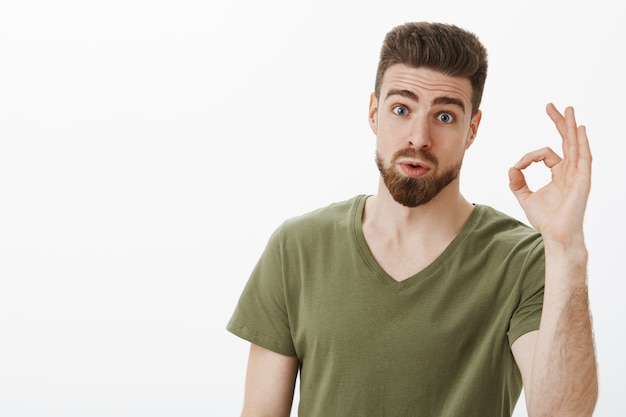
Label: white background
xmin=1 ymin=1 xmax=624 ymax=416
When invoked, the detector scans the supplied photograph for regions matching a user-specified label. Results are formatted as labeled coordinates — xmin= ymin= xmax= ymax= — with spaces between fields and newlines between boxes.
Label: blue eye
xmin=392 ymin=106 xmax=409 ymax=116
xmin=437 ymin=113 xmax=454 ymax=123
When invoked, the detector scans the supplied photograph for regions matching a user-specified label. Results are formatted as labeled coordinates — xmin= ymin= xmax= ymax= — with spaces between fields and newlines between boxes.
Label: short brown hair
xmin=374 ymin=22 xmax=488 ymax=115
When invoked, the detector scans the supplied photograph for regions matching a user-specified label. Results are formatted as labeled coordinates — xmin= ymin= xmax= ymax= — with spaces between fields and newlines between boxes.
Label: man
xmin=227 ymin=22 xmax=598 ymax=416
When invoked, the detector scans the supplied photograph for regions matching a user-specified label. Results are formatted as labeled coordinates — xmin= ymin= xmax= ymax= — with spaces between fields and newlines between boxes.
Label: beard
xmin=376 ymin=148 xmax=461 ymax=208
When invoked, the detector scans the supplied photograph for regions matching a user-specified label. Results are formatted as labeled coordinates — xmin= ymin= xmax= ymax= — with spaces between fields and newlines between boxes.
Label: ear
xmin=466 ymin=109 xmax=482 ymax=149
xmin=368 ymin=92 xmax=379 ymax=135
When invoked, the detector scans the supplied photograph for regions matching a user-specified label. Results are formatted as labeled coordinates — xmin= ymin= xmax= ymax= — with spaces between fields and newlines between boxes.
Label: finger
xmin=546 ymin=102 xmax=566 ymax=134
xmin=577 ymin=124 xmax=593 ymax=170
xmin=508 ymin=166 xmax=531 ymax=202
xmin=514 ymin=147 xmax=562 ymax=170
xmin=546 ymin=103 xmax=579 ymax=163
xmin=563 ymin=106 xmax=580 ymax=163
xmin=575 ymin=126 xmax=593 ymax=189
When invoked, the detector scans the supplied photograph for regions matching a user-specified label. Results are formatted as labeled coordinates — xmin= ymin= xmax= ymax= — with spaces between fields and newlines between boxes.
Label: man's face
xmin=369 ymin=64 xmax=481 ymax=207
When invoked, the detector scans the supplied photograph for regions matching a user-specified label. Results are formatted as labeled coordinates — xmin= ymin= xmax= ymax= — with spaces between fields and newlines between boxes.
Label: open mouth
xmin=400 ymin=162 xmax=429 ymax=177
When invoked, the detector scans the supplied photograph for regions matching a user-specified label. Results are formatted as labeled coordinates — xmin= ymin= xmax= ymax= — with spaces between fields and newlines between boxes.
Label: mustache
xmin=391 ymin=148 xmax=438 ymax=165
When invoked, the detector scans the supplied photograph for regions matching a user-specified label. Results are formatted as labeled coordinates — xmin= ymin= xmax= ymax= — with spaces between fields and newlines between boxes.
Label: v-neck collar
xmin=351 ymin=195 xmax=482 ymax=292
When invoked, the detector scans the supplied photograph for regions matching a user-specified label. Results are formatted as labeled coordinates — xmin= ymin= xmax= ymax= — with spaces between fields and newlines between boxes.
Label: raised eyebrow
xmin=433 ymin=96 xmax=466 ymax=114
xmin=385 ymin=89 xmax=418 ymax=103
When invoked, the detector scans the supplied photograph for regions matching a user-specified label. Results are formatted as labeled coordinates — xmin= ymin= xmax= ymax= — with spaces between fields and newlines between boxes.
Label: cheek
xmin=434 ymin=133 xmax=470 ymax=161
xmin=451 ymin=143 xmax=471 ymax=164
xmin=376 ymin=119 xmax=406 ymax=143
xmin=375 ymin=137 xmax=395 ymax=164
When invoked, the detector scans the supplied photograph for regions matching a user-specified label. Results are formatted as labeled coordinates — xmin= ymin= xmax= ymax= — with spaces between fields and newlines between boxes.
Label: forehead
xmin=380 ymin=64 xmax=473 ymax=106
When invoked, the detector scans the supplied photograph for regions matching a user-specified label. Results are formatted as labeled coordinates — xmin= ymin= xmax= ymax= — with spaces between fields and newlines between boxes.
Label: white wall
xmin=0 ymin=1 xmax=623 ymax=416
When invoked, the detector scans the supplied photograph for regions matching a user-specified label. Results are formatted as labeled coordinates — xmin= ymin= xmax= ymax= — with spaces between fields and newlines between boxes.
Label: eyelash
xmin=391 ymin=105 xmax=455 ymax=123
xmin=437 ymin=113 xmax=454 ymax=123
xmin=392 ymin=105 xmax=409 ymax=116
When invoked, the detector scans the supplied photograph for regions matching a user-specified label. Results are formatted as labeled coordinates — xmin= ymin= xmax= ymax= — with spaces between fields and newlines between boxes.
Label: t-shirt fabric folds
xmin=228 ymin=195 xmax=544 ymax=416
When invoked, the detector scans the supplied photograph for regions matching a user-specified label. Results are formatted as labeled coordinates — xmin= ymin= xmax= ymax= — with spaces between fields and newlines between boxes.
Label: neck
xmin=364 ymin=177 xmax=474 ymax=240
xmin=360 ymin=178 xmax=475 ymax=281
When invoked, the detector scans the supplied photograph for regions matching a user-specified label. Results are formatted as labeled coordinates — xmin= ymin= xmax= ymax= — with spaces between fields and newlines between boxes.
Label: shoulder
xmin=262 ymin=195 xmax=366 ymax=254
xmin=277 ymin=195 xmax=366 ymax=238
xmin=470 ymin=204 xmax=543 ymax=251
xmin=464 ymin=206 xmax=545 ymax=291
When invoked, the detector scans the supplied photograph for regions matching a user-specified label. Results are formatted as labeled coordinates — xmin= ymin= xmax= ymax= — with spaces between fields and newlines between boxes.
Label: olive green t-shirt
xmin=228 ymin=195 xmax=544 ymax=416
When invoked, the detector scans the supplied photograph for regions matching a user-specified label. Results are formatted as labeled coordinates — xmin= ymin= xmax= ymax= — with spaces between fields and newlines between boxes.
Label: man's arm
xmin=508 ymin=103 xmax=598 ymax=416
xmin=511 ymin=246 xmax=597 ymax=416
xmin=240 ymin=343 xmax=299 ymax=417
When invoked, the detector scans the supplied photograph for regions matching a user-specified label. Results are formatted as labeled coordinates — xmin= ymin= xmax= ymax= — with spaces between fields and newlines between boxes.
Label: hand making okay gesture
xmin=508 ymin=103 xmax=592 ymax=246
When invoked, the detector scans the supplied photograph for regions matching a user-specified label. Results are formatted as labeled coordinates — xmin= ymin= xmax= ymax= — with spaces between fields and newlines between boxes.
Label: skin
xmin=363 ymin=65 xmax=480 ymax=280
xmin=238 ymin=63 xmax=597 ymax=416
xmin=509 ymin=104 xmax=598 ymax=415
xmin=240 ymin=344 xmax=298 ymax=417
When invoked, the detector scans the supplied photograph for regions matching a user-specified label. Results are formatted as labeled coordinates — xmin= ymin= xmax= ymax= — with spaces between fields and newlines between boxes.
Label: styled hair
xmin=374 ymin=22 xmax=488 ymax=115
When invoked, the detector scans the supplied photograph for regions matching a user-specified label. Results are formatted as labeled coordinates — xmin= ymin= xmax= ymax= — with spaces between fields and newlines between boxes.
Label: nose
xmin=406 ymin=115 xmax=431 ymax=149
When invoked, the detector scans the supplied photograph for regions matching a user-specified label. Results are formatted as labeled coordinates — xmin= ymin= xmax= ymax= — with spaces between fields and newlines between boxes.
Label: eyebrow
xmin=385 ymin=89 xmax=418 ymax=102
xmin=385 ymin=89 xmax=466 ymax=114
xmin=433 ymin=96 xmax=466 ymax=114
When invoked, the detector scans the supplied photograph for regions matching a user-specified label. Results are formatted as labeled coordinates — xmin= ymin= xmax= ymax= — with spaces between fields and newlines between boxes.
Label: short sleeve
xmin=507 ymin=238 xmax=545 ymax=346
xmin=226 ymin=226 xmax=297 ymax=357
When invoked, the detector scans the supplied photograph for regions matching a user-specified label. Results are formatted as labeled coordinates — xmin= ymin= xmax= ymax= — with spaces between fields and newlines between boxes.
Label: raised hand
xmin=508 ymin=103 xmax=592 ymax=246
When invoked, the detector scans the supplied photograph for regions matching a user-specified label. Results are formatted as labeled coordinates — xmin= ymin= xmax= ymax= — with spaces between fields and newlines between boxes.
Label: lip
xmin=398 ymin=161 xmax=431 ymax=178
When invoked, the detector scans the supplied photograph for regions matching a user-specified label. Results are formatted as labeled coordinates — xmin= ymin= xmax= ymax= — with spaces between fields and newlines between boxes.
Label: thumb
xmin=508 ymin=166 xmax=531 ymax=202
